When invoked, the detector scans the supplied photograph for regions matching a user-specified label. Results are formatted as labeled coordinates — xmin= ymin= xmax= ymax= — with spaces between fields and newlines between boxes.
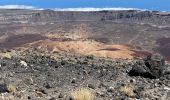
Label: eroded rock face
xmin=129 ymin=53 xmax=165 ymax=79
xmin=0 ymin=9 xmax=170 ymax=25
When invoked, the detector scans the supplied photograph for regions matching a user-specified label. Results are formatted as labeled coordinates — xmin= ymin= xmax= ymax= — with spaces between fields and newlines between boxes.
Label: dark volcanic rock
xmin=43 ymin=82 xmax=52 ymax=89
xmin=0 ymin=83 xmax=8 ymax=93
xmin=87 ymin=84 xmax=95 ymax=89
xmin=128 ymin=60 xmax=152 ymax=78
xmin=0 ymin=48 xmax=169 ymax=99
xmin=129 ymin=53 xmax=165 ymax=79
xmin=145 ymin=53 xmax=165 ymax=78
xmin=58 ymin=93 xmax=64 ymax=98
xmin=49 ymin=97 xmax=56 ymax=100
xmin=0 ymin=83 xmax=16 ymax=93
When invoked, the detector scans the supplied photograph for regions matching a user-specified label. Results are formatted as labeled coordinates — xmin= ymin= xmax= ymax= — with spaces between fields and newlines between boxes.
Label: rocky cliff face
xmin=0 ymin=9 xmax=170 ymax=25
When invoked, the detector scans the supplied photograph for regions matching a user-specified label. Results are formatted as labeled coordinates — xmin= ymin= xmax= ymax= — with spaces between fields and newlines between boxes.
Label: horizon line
xmin=0 ymin=5 xmax=168 ymax=12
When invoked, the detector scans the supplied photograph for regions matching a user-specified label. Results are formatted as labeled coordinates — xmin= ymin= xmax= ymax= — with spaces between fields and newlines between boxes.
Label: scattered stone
xmin=1 ymin=62 xmax=6 ymax=66
xmin=55 ymin=66 xmax=58 ymax=68
xmin=14 ymin=92 xmax=22 ymax=98
xmin=87 ymin=84 xmax=95 ymax=89
xmin=130 ymin=79 xmax=135 ymax=83
xmin=61 ymin=61 xmax=66 ymax=65
xmin=107 ymin=87 xmax=114 ymax=93
xmin=49 ymin=97 xmax=56 ymax=100
xmin=0 ymin=83 xmax=16 ymax=93
xmin=96 ymin=91 xmax=105 ymax=97
xmin=8 ymin=72 xmax=14 ymax=77
xmin=0 ymin=83 xmax=8 ymax=93
xmin=58 ymin=93 xmax=64 ymax=98
xmin=67 ymin=96 xmax=74 ymax=100
xmin=164 ymin=87 xmax=170 ymax=91
xmin=35 ymin=91 xmax=44 ymax=97
xmin=36 ymin=88 xmax=48 ymax=95
xmin=20 ymin=60 xmax=28 ymax=67
xmin=71 ymin=78 xmax=76 ymax=83
xmin=28 ymin=96 xmax=31 ymax=99
xmin=98 ymin=83 xmax=107 ymax=88
xmin=44 ymin=82 xmax=52 ymax=89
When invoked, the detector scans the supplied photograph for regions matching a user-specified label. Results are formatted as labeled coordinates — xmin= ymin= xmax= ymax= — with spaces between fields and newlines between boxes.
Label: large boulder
xmin=144 ymin=53 xmax=165 ymax=78
xmin=129 ymin=53 xmax=165 ymax=79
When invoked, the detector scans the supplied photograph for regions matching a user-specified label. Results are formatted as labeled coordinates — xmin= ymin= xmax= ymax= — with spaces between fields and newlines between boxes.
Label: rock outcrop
xmin=129 ymin=53 xmax=165 ymax=78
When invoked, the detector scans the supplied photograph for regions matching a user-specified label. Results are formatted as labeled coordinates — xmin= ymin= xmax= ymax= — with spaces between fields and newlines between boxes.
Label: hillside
xmin=0 ymin=9 xmax=170 ymax=100
xmin=0 ymin=47 xmax=169 ymax=100
xmin=0 ymin=9 xmax=170 ymax=60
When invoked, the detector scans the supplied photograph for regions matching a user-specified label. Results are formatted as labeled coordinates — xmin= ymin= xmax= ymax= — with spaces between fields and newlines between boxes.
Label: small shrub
xmin=119 ymin=85 xmax=135 ymax=97
xmin=71 ymin=88 xmax=95 ymax=100
xmin=1 ymin=52 xmax=12 ymax=59
xmin=7 ymin=84 xmax=16 ymax=93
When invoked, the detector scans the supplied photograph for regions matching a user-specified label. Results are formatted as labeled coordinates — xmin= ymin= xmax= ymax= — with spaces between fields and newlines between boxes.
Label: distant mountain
xmin=0 ymin=9 xmax=170 ymax=25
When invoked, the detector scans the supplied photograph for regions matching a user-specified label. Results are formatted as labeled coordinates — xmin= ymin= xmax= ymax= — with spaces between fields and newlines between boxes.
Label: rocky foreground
xmin=0 ymin=48 xmax=169 ymax=100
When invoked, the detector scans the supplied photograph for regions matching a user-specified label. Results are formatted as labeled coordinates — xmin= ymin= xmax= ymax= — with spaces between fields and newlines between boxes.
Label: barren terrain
xmin=0 ymin=9 xmax=169 ymax=100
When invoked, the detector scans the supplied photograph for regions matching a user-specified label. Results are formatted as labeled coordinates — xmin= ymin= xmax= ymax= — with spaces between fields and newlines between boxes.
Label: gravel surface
xmin=0 ymin=48 xmax=169 ymax=100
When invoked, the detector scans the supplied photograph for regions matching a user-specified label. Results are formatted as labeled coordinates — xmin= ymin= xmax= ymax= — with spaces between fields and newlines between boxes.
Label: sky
xmin=0 ymin=0 xmax=170 ymax=11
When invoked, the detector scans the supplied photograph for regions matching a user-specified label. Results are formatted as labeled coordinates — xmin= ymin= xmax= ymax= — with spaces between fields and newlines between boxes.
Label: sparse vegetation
xmin=71 ymin=88 xmax=95 ymax=100
xmin=7 ymin=84 xmax=16 ymax=93
xmin=0 ymin=52 xmax=12 ymax=59
xmin=119 ymin=85 xmax=135 ymax=97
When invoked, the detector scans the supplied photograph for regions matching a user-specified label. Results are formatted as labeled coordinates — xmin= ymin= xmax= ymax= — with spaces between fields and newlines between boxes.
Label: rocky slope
xmin=0 ymin=9 xmax=170 ymax=99
xmin=0 ymin=48 xmax=169 ymax=100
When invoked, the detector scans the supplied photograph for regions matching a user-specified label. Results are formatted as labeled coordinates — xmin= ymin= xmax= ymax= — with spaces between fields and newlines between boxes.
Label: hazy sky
xmin=0 ymin=0 xmax=170 ymax=11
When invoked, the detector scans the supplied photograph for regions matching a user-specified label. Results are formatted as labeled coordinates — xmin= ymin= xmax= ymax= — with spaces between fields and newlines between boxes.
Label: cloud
xmin=0 ymin=5 xmax=145 ymax=11
xmin=0 ymin=5 xmax=43 ymax=10
xmin=54 ymin=7 xmax=145 ymax=11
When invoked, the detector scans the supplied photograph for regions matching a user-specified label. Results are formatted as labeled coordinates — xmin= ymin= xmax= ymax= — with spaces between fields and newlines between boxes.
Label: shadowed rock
xmin=145 ymin=53 xmax=165 ymax=78
xmin=129 ymin=53 xmax=165 ymax=79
